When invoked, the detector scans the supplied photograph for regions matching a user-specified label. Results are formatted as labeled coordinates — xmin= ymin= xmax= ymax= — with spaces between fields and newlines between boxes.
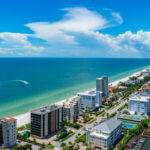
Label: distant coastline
xmin=14 ymin=67 xmax=148 ymax=127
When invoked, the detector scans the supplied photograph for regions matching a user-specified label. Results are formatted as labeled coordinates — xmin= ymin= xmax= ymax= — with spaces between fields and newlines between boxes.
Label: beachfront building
xmin=142 ymin=86 xmax=150 ymax=95
xmin=0 ymin=117 xmax=17 ymax=150
xmin=138 ymin=76 xmax=144 ymax=81
xmin=31 ymin=104 xmax=63 ymax=138
xmin=142 ymin=68 xmax=150 ymax=77
xmin=86 ymin=118 xmax=122 ymax=150
xmin=63 ymin=96 xmax=81 ymax=123
xmin=78 ymin=90 xmax=102 ymax=111
xmin=126 ymin=79 xmax=139 ymax=85
xmin=142 ymin=71 xmax=150 ymax=77
xmin=129 ymin=94 xmax=150 ymax=115
xmin=96 ymin=76 xmax=108 ymax=97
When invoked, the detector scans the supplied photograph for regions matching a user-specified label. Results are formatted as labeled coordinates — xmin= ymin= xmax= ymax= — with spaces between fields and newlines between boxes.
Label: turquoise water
xmin=21 ymin=131 xmax=28 ymax=135
xmin=0 ymin=58 xmax=150 ymax=117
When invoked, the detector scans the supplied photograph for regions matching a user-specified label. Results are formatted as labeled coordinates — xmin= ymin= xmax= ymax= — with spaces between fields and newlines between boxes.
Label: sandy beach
xmin=14 ymin=68 xmax=147 ymax=127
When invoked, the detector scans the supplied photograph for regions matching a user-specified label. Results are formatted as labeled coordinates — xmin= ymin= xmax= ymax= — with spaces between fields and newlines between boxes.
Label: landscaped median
xmin=88 ymin=118 xmax=97 ymax=124
xmin=117 ymin=104 xmax=128 ymax=111
xmin=95 ymin=110 xmax=105 ymax=116
xmin=56 ymin=129 xmax=75 ymax=142
xmin=60 ymin=132 xmax=75 ymax=142
xmin=107 ymin=112 xmax=117 ymax=118
xmin=75 ymin=133 xmax=86 ymax=144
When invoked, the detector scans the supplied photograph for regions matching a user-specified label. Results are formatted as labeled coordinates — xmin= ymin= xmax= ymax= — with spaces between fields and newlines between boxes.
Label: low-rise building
xmin=31 ymin=104 xmax=63 ymax=138
xmin=78 ymin=90 xmax=102 ymax=111
xmin=86 ymin=118 xmax=122 ymax=150
xmin=63 ymin=96 xmax=81 ymax=123
xmin=117 ymin=114 xmax=147 ymax=123
xmin=0 ymin=117 xmax=17 ymax=150
xmin=142 ymin=68 xmax=150 ymax=77
xmin=142 ymin=86 xmax=150 ymax=95
xmin=138 ymin=76 xmax=144 ymax=81
xmin=129 ymin=94 xmax=150 ymax=115
xmin=126 ymin=80 xmax=139 ymax=85
xmin=108 ymin=86 xmax=116 ymax=93
xmin=142 ymin=71 xmax=150 ymax=77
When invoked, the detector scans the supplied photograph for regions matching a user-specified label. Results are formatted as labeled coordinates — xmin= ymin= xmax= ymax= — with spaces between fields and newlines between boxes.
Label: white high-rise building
xmin=0 ymin=117 xmax=17 ymax=150
xmin=129 ymin=94 xmax=150 ymax=115
xmin=63 ymin=96 xmax=81 ymax=123
xmin=96 ymin=76 xmax=108 ymax=97
xmin=78 ymin=90 xmax=102 ymax=111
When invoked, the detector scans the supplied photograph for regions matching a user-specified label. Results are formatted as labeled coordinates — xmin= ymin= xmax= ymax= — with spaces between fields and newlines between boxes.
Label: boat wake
xmin=14 ymin=80 xmax=29 ymax=85
xmin=0 ymin=80 xmax=30 ymax=88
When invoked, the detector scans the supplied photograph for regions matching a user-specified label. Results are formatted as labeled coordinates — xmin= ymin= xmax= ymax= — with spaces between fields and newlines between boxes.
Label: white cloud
xmin=92 ymin=30 xmax=150 ymax=57
xmin=1 ymin=7 xmax=150 ymax=57
xmin=111 ymin=12 xmax=123 ymax=24
xmin=25 ymin=7 xmax=122 ymax=45
xmin=0 ymin=32 xmax=44 ymax=56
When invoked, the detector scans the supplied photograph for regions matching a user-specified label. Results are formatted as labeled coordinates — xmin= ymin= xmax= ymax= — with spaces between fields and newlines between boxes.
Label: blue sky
xmin=0 ymin=0 xmax=150 ymax=57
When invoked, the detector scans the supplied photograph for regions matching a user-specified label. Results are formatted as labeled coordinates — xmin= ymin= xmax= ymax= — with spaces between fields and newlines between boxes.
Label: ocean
xmin=0 ymin=58 xmax=150 ymax=118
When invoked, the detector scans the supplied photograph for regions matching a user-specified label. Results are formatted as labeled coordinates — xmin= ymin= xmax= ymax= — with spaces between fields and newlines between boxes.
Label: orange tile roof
xmin=108 ymin=86 xmax=116 ymax=90
xmin=138 ymin=91 xmax=143 ymax=94
xmin=142 ymin=86 xmax=150 ymax=90
xmin=7 ymin=118 xmax=17 ymax=124
xmin=102 ymin=98 xmax=105 ymax=101
xmin=114 ymin=93 xmax=119 ymax=97
xmin=3 ymin=117 xmax=17 ymax=124
xmin=107 ymin=98 xmax=111 ymax=102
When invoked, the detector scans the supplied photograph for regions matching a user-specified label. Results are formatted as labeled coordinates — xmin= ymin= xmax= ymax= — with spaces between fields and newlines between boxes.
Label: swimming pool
xmin=122 ymin=122 xmax=137 ymax=129
xmin=21 ymin=131 xmax=28 ymax=135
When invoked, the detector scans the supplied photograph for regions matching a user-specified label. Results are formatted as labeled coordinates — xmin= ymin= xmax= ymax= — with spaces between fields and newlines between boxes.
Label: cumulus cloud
xmin=0 ymin=32 xmax=44 ymax=56
xmin=25 ymin=7 xmax=122 ymax=45
xmin=0 ymin=7 xmax=150 ymax=57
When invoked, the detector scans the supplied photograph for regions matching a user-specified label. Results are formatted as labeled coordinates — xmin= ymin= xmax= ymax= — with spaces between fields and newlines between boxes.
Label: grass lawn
xmin=88 ymin=118 xmax=97 ymax=124
xmin=105 ymin=106 xmax=113 ymax=109
xmin=99 ymin=111 xmax=106 ymax=117
xmin=60 ymin=132 xmax=75 ymax=142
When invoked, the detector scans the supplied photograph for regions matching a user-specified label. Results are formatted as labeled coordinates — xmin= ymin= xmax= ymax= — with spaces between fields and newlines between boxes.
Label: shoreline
xmin=14 ymin=68 xmax=147 ymax=127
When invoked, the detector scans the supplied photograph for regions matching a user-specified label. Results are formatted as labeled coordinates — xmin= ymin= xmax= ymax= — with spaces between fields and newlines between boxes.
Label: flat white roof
xmin=130 ymin=94 xmax=150 ymax=102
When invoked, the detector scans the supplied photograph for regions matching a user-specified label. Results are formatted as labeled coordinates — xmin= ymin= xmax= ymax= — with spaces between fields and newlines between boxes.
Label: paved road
xmin=105 ymin=100 xmax=128 ymax=114
xmin=64 ymin=129 xmax=85 ymax=145
xmin=53 ymin=99 xmax=128 ymax=149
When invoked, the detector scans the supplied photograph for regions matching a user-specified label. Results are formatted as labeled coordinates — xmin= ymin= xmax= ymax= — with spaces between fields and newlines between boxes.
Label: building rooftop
xmin=31 ymin=104 xmax=62 ymax=115
xmin=130 ymin=94 xmax=150 ymax=102
xmin=142 ymin=86 xmax=150 ymax=90
xmin=108 ymin=86 xmax=116 ymax=90
xmin=117 ymin=114 xmax=147 ymax=122
xmin=78 ymin=91 xmax=96 ymax=97
xmin=64 ymin=96 xmax=80 ymax=106
xmin=0 ymin=117 xmax=17 ymax=124
xmin=89 ymin=118 xmax=122 ymax=134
